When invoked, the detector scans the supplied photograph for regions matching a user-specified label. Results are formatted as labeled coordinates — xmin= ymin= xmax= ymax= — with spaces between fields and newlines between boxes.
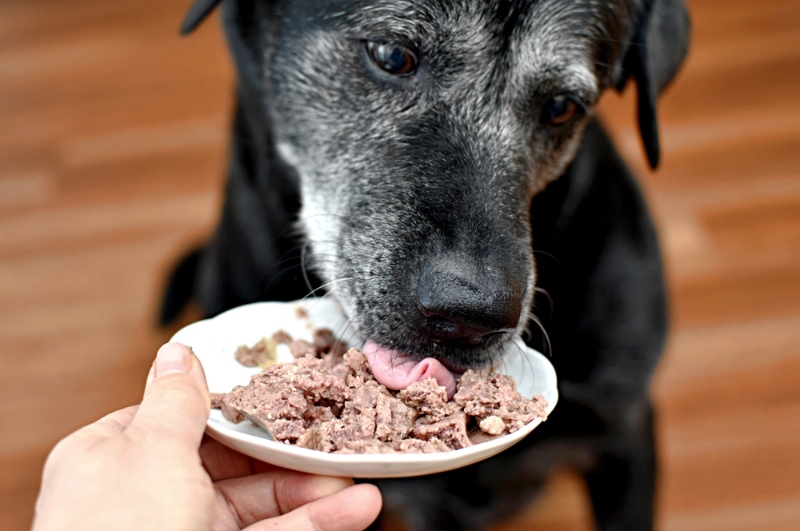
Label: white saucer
xmin=170 ymin=298 xmax=558 ymax=478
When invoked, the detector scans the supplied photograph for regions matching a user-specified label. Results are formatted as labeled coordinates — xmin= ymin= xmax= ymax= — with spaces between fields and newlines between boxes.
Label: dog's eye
xmin=540 ymin=95 xmax=582 ymax=127
xmin=366 ymin=41 xmax=418 ymax=76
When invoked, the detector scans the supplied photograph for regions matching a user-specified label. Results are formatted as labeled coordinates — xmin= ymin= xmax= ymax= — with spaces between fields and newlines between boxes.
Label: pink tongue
xmin=362 ymin=340 xmax=457 ymax=399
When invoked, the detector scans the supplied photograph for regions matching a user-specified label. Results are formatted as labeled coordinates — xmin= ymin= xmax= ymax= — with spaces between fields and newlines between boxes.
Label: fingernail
xmin=155 ymin=343 xmax=192 ymax=377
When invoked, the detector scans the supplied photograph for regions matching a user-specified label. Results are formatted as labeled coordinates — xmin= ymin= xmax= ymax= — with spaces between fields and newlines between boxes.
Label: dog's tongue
xmin=362 ymin=340 xmax=457 ymax=399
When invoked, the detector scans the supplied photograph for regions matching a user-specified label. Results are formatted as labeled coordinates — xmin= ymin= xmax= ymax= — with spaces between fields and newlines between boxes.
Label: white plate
xmin=170 ymin=298 xmax=558 ymax=478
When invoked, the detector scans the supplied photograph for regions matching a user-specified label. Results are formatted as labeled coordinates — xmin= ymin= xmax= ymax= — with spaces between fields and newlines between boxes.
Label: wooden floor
xmin=1 ymin=1 xmax=798 ymax=529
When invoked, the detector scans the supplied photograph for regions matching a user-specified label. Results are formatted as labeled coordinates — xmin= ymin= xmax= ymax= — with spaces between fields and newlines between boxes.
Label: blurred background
xmin=1 ymin=0 xmax=798 ymax=529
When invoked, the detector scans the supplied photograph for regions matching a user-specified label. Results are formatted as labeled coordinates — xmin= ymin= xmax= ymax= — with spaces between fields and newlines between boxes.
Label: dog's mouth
xmin=362 ymin=340 xmax=464 ymax=399
xmin=342 ymin=274 xmax=529 ymax=400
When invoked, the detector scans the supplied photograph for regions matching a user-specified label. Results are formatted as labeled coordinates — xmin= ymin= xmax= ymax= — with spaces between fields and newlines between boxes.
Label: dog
xmin=162 ymin=0 xmax=689 ymax=529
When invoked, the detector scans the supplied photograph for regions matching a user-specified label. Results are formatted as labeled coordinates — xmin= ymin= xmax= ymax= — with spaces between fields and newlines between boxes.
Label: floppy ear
xmin=180 ymin=0 xmax=222 ymax=35
xmin=615 ymin=0 xmax=690 ymax=169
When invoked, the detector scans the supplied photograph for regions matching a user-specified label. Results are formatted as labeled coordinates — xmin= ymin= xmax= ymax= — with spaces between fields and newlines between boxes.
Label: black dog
xmin=163 ymin=1 xmax=689 ymax=529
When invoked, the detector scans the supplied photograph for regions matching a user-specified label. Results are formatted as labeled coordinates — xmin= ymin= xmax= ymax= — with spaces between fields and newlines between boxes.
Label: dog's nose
xmin=417 ymin=262 xmax=523 ymax=344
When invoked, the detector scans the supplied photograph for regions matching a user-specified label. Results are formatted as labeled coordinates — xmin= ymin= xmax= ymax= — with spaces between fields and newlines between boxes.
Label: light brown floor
xmin=1 ymin=1 xmax=798 ymax=529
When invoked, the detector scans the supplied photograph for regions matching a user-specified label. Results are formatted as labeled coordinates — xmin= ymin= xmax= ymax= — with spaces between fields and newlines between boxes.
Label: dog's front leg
xmin=582 ymin=398 xmax=658 ymax=531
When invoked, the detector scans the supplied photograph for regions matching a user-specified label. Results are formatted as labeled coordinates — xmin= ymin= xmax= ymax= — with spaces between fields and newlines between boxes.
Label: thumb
xmin=128 ymin=342 xmax=211 ymax=449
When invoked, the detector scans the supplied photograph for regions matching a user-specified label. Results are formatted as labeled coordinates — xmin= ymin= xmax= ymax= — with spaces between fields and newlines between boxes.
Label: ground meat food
xmin=309 ymin=328 xmax=350 ymax=359
xmin=395 ymin=437 xmax=452 ymax=454
xmin=343 ymin=383 xmax=417 ymax=442
xmin=412 ymin=412 xmax=473 ymax=450
xmin=234 ymin=337 xmax=278 ymax=368
xmin=312 ymin=328 xmax=335 ymax=350
xmin=289 ymin=339 xmax=316 ymax=359
xmin=478 ymin=415 xmax=506 ymax=436
xmin=398 ymin=378 xmax=451 ymax=423
xmin=271 ymin=329 xmax=293 ymax=345
xmin=216 ymin=338 xmax=548 ymax=454
xmin=454 ymin=370 xmax=549 ymax=433
xmin=209 ymin=392 xmax=227 ymax=410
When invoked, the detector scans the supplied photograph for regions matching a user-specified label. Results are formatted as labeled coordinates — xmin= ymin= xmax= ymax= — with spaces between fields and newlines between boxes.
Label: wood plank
xmin=1 ymin=0 xmax=798 ymax=529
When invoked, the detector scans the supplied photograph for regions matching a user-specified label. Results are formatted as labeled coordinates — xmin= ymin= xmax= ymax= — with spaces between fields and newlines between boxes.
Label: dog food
xmin=234 ymin=337 xmax=278 ymax=368
xmin=213 ymin=335 xmax=548 ymax=454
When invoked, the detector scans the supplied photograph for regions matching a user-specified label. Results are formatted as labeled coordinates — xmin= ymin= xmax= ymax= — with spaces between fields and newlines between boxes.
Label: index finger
xmin=200 ymin=436 xmax=283 ymax=482
xmin=246 ymin=483 xmax=383 ymax=531
xmin=213 ymin=472 xmax=377 ymax=529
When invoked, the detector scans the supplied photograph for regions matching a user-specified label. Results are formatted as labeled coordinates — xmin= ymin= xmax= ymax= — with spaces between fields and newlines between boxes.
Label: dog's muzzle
xmin=362 ymin=253 xmax=526 ymax=399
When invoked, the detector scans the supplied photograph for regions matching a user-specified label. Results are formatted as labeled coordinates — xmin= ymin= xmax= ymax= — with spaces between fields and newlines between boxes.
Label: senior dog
xmin=163 ymin=0 xmax=689 ymax=529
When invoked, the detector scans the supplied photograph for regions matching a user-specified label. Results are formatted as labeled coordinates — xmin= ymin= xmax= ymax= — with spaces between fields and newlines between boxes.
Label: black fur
xmin=164 ymin=1 xmax=689 ymax=529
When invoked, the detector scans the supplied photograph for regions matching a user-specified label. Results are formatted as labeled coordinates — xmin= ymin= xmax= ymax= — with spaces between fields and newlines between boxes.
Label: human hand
xmin=32 ymin=342 xmax=382 ymax=531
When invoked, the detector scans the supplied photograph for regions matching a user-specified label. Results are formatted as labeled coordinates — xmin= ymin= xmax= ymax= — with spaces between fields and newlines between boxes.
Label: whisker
xmin=300 ymin=239 xmax=316 ymax=294
xmin=503 ymin=338 xmax=537 ymax=394
xmin=300 ymin=277 xmax=355 ymax=302
xmin=526 ymin=313 xmax=552 ymax=358
xmin=534 ymin=286 xmax=554 ymax=319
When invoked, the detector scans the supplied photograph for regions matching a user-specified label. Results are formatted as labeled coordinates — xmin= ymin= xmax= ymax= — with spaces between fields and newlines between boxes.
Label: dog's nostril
xmin=425 ymin=314 xmax=457 ymax=334
xmin=417 ymin=258 xmax=524 ymax=345
xmin=419 ymin=300 xmax=518 ymax=344
xmin=419 ymin=310 xmax=515 ymax=345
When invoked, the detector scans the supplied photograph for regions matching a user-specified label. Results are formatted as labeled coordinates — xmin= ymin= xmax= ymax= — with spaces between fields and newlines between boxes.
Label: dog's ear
xmin=614 ymin=0 xmax=690 ymax=169
xmin=180 ymin=0 xmax=222 ymax=35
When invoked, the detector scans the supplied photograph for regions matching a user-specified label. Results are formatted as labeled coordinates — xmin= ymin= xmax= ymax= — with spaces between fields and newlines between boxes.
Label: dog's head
xmin=183 ymin=0 xmax=688 ymax=392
